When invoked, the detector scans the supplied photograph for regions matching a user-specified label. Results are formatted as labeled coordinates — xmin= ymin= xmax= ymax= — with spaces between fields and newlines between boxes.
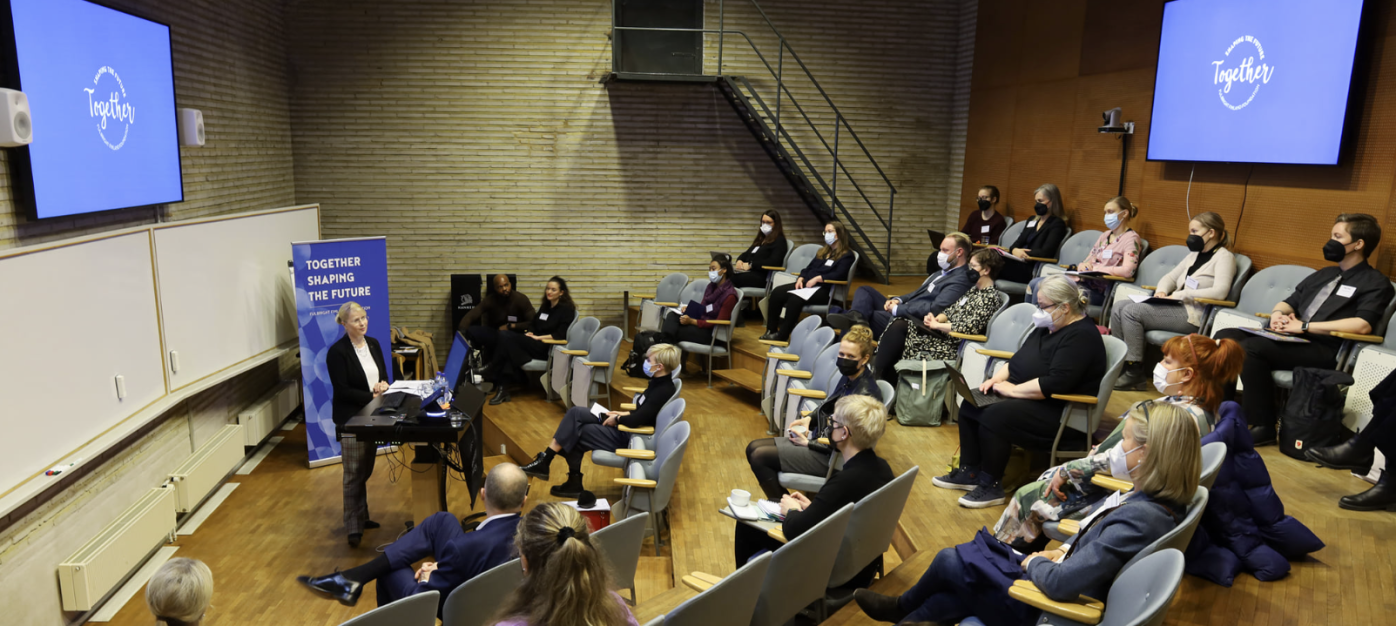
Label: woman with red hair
xmin=993 ymin=333 xmax=1243 ymax=550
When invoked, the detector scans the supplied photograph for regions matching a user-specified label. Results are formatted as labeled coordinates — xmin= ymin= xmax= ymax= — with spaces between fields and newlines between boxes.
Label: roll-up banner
xmin=292 ymin=237 xmax=393 ymax=467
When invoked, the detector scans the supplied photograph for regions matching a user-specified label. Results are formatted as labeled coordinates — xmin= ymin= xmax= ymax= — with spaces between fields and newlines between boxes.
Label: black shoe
xmin=759 ymin=331 xmax=778 ymax=341
xmin=297 ymin=573 xmax=363 ymax=606
xmin=1113 ymin=362 xmax=1148 ymax=391
xmin=959 ymin=481 xmax=1007 ymax=508
xmin=346 ymin=532 xmax=362 ymax=548
xmin=521 ymin=451 xmax=552 ymax=480
xmin=550 ymin=473 xmax=586 ymax=498
xmin=363 ymin=520 xmax=380 ymax=530
xmin=931 ymin=467 xmax=979 ymax=491
xmin=853 ymin=588 xmax=908 ymax=623
xmin=1339 ymin=472 xmax=1396 ymax=511
xmin=488 ymin=387 xmax=511 ymax=405
xmin=1306 ymin=439 xmax=1375 ymax=472
xmin=1249 ymin=425 xmax=1278 ymax=446
xmin=826 ymin=312 xmax=866 ymax=333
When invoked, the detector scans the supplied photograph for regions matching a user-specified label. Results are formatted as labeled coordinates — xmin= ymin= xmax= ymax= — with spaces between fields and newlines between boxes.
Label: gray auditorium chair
xmin=778 ymin=342 xmax=843 ymax=433
xmin=763 ymin=324 xmax=837 ymax=434
xmin=751 ymin=503 xmax=854 ymax=625
xmin=1037 ymin=230 xmax=1103 ymax=279
xmin=997 ymin=220 xmax=1026 ymax=253
xmin=1144 ymin=252 xmax=1254 ymax=348
xmin=346 ymin=589 xmax=438 ymax=626
xmin=1185 ymin=263 xmax=1311 ymax=392
xmin=738 ymin=244 xmax=797 ymax=308
xmin=593 ymin=398 xmax=685 ymax=470
xmin=592 ymin=512 xmax=649 ymax=604
xmin=803 ymin=250 xmax=860 ymax=316
xmin=995 ymin=226 xmax=1073 ymax=297
xmin=1049 ymin=335 xmax=1126 ymax=466
xmin=877 ymin=379 xmax=895 ymax=410
xmin=662 ymin=552 xmax=771 ymax=626
xmin=441 ymin=559 xmax=523 ymax=626
xmin=959 ymin=302 xmax=1037 ymax=389
xmin=547 ymin=316 xmax=599 ymax=403
xmin=1199 ymin=441 xmax=1227 ymax=491
xmin=1123 ymin=487 xmax=1208 ymax=571
xmin=566 ymin=325 xmax=623 ymax=409
xmin=524 ymin=315 xmax=583 ymax=401
xmin=633 ymin=272 xmax=690 ymax=340
xmin=615 ymin=421 xmax=691 ymax=554
xmin=1104 ymin=244 xmax=1190 ymax=322
xmin=760 ymin=315 xmax=824 ymax=399
xmin=823 ymin=466 xmax=920 ymax=611
xmin=677 ymin=302 xmax=735 ymax=388
xmin=996 ymin=548 xmax=1185 ymax=626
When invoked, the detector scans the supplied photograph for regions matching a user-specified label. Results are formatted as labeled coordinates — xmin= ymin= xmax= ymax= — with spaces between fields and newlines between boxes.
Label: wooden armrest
xmin=616 ymin=449 xmax=655 ymax=460
xmin=1026 ymin=256 xmax=1057 ymax=263
xmin=622 ymin=386 xmax=646 ymax=393
xmin=761 ymin=266 xmax=785 ymax=271
xmin=541 ymin=338 xmax=568 ymax=345
xmin=1059 ymin=263 xmax=1071 ymax=269
xmin=767 ymin=527 xmax=788 ymax=543
xmin=707 ymin=319 xmax=732 ymax=325
xmin=1051 ymin=394 xmax=1099 ymax=404
xmin=1008 ymin=580 xmax=1104 ymax=625
xmin=1057 ymin=518 xmax=1080 ymax=537
xmin=583 ymin=361 xmax=611 ymax=367
xmin=620 ymin=403 xmax=637 ymax=410
xmin=1091 ymin=474 xmax=1134 ymax=491
xmin=816 ymin=437 xmax=829 ymax=445
xmin=1255 ymin=312 xmax=1271 ymax=319
xmin=788 ymin=388 xmax=827 ymax=399
xmin=800 ymin=410 xmax=812 ymax=417
xmin=653 ymin=301 xmax=679 ymax=307
xmin=1193 ymin=297 xmax=1235 ymax=307
xmin=618 ymin=425 xmax=654 ymax=435
xmin=1140 ymin=284 xmax=1155 ymax=290
xmin=560 ymin=349 xmax=588 ymax=356
xmin=630 ymin=293 xmax=655 ymax=300
xmin=972 ymin=242 xmax=991 ymax=248
xmin=776 ymin=368 xmax=813 ymax=379
xmin=823 ymin=279 xmax=849 ymax=285
xmin=975 ymin=349 xmax=1015 ymax=359
xmin=1097 ymin=275 xmax=1133 ymax=282
xmin=614 ymin=477 xmax=657 ymax=488
xmin=1332 ymin=331 xmax=1384 ymax=343
xmin=769 ymin=352 xmax=800 ymax=362
xmin=682 ymin=572 xmax=722 ymax=592
xmin=760 ymin=339 xmax=792 ymax=347
xmin=949 ymin=332 xmax=987 ymax=342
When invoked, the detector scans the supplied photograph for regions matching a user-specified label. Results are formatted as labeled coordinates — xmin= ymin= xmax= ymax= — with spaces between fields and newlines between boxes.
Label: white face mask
xmin=1032 ymin=306 xmax=1055 ymax=329
xmin=1104 ymin=212 xmax=1121 ymax=230
xmin=937 ymin=251 xmax=951 ymax=270
xmin=760 ymin=223 xmax=773 ymax=234
xmin=1107 ymin=444 xmax=1143 ymax=480
xmin=708 ymin=269 xmax=721 ymax=282
xmin=1152 ymin=363 xmax=1187 ymax=395
xmin=824 ymin=232 xmax=837 ymax=246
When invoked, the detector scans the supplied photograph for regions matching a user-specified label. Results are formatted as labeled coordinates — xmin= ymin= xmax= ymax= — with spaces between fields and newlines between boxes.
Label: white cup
xmin=730 ymin=489 xmax=751 ymax=507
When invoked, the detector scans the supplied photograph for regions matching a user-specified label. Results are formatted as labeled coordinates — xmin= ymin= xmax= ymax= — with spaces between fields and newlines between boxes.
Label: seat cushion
xmin=520 ymin=359 xmax=547 ymax=372
xmin=994 ymin=280 xmax=1027 ymax=296
xmin=1272 ymin=370 xmax=1293 ymax=388
xmin=591 ymin=450 xmax=626 ymax=469
xmin=777 ymin=472 xmax=826 ymax=492
xmin=677 ymin=341 xmax=728 ymax=355
xmin=1146 ymin=330 xmax=1185 ymax=346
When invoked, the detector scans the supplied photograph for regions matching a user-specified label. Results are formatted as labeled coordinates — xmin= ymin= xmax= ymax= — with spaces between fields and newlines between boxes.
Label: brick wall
xmin=287 ymin=0 xmax=976 ymax=356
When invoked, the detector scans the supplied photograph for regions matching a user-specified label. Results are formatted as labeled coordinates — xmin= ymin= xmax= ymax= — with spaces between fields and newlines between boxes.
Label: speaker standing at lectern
xmin=326 ymin=301 xmax=388 ymax=547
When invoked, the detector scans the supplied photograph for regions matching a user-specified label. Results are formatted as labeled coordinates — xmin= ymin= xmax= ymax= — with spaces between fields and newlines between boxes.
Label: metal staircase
xmin=610 ymin=0 xmax=896 ymax=283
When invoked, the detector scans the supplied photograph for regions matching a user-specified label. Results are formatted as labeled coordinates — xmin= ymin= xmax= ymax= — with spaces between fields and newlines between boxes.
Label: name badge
xmin=1027 ymin=220 xmax=1038 ymax=228
xmin=1185 ymin=277 xmax=1199 ymax=290
xmin=752 ymin=246 xmax=760 ymax=253
xmin=1101 ymin=250 xmax=1114 ymax=260
xmin=636 ymin=395 xmax=646 ymax=406
xmin=980 ymin=225 xmax=990 ymax=233
xmin=539 ymin=313 xmax=549 ymax=320
xmin=507 ymin=316 xmax=517 ymax=322
xmin=1337 ymin=285 xmax=1357 ymax=298
xmin=706 ymin=303 xmax=714 ymax=312
xmin=825 ymin=259 xmax=834 ymax=267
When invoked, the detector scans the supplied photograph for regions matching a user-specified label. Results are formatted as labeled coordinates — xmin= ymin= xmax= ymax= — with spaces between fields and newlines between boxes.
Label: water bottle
xmin=435 ymin=370 xmax=452 ymax=408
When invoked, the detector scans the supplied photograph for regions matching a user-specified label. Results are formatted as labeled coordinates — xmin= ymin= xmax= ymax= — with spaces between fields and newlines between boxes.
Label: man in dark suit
xmin=298 ymin=463 xmax=529 ymax=611
xmin=830 ymin=232 xmax=976 ymax=338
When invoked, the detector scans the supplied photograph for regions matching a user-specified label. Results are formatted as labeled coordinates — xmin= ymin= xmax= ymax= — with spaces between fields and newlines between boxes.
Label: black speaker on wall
xmin=614 ymin=0 xmax=703 ymax=76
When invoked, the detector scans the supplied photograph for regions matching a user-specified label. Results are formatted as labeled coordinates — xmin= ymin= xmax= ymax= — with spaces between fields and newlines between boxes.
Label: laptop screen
xmin=442 ymin=331 xmax=470 ymax=388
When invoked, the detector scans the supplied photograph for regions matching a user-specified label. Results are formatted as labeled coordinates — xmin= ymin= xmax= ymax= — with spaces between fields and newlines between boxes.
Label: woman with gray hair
xmin=146 ymin=557 xmax=213 ymax=626
xmin=997 ymin=183 xmax=1069 ymax=285
xmin=325 ymin=301 xmax=388 ymax=547
xmin=932 ymin=275 xmax=1106 ymax=508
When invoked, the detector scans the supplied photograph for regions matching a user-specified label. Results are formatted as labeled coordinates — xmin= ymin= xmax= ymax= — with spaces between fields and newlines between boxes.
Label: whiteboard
xmin=154 ymin=207 xmax=320 ymax=390
xmin=0 ymin=232 xmax=166 ymax=493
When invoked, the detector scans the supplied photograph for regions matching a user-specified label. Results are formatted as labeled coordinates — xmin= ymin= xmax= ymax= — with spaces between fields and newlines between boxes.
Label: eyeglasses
xmin=829 ymin=419 xmax=846 ymax=431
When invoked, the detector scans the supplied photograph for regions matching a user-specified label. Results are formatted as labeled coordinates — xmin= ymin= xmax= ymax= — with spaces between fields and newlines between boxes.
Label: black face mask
xmin=836 ymin=357 xmax=861 ymax=377
xmin=977 ymin=198 xmax=992 ymax=212
xmin=1185 ymin=234 xmax=1205 ymax=252
xmin=1034 ymin=202 xmax=1049 ymax=216
xmin=1323 ymin=239 xmax=1350 ymax=262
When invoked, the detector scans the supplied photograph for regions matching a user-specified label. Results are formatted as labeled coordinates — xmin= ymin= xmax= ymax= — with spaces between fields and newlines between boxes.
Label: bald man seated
xmin=298 ymin=463 xmax=528 ymax=611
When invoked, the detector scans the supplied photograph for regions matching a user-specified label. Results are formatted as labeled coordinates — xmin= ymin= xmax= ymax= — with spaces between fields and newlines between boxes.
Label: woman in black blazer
xmin=731 ymin=210 xmax=791 ymax=290
xmin=484 ymin=276 xmax=578 ymax=405
xmin=998 ymin=183 xmax=1069 ymax=284
xmin=762 ymin=220 xmax=856 ymax=342
xmin=325 ymin=301 xmax=388 ymax=547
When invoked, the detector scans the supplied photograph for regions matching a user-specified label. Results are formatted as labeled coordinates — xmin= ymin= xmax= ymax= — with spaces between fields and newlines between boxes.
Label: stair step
xmin=712 ymin=369 xmax=762 ymax=393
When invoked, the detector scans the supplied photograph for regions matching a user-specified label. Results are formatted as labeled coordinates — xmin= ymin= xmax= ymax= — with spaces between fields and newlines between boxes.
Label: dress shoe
xmin=1113 ymin=362 xmax=1148 ymax=391
xmin=550 ymin=472 xmax=586 ymax=498
xmin=759 ymin=331 xmax=778 ymax=341
xmin=826 ymin=312 xmax=865 ymax=333
xmin=1248 ymin=425 xmax=1278 ymax=446
xmin=488 ymin=387 xmax=511 ymax=405
xmin=521 ymin=451 xmax=552 ymax=480
xmin=346 ymin=532 xmax=363 ymax=548
xmin=1306 ymin=439 xmax=1375 ymax=472
xmin=297 ymin=573 xmax=363 ymax=606
xmin=853 ymin=588 xmax=908 ymax=623
xmin=1339 ymin=472 xmax=1396 ymax=511
xmin=363 ymin=520 xmax=381 ymax=530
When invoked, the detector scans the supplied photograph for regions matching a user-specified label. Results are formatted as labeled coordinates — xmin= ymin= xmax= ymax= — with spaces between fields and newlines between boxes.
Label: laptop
xmin=944 ymin=363 xmax=1010 ymax=408
xmin=926 ymin=229 xmax=945 ymax=249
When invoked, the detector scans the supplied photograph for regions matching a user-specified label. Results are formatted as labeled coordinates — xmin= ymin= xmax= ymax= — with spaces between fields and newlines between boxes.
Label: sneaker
xmin=931 ymin=467 xmax=979 ymax=491
xmin=1113 ymin=362 xmax=1148 ymax=391
xmin=959 ymin=481 xmax=1007 ymax=508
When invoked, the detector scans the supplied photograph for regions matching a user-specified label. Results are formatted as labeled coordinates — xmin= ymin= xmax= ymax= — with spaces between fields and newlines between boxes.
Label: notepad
xmin=1128 ymin=294 xmax=1183 ymax=305
xmin=1238 ymin=326 xmax=1311 ymax=343
xmin=789 ymin=286 xmax=822 ymax=301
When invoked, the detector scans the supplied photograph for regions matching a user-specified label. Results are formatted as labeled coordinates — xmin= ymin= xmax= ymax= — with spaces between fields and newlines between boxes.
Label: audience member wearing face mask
xmin=731 ymin=210 xmax=791 ymax=291
xmin=658 ymin=254 xmax=738 ymax=365
xmin=900 ymin=248 xmax=1004 ymax=363
xmin=961 ymin=184 xmax=1009 ymax=246
xmin=933 ymin=275 xmax=1105 ymax=509
xmin=994 ymin=333 xmax=1243 ymax=550
xmin=998 ymin=183 xmax=1069 ymax=285
xmin=1025 ymin=196 xmax=1143 ymax=307
xmin=761 ymin=221 xmax=856 ymax=342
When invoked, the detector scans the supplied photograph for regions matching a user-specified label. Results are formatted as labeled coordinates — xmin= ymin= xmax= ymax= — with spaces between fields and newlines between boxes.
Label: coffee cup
xmin=730 ymin=489 xmax=751 ymax=507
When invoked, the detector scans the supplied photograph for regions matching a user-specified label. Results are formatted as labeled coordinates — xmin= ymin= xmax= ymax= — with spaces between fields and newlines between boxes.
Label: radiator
xmin=58 ymin=486 xmax=177 ymax=611
xmin=236 ymin=379 xmax=299 ymax=446
xmin=169 ymin=424 xmax=244 ymax=513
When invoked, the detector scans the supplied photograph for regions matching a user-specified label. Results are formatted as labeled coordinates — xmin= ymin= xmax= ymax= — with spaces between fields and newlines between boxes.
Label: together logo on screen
xmin=82 ymin=66 xmax=136 ymax=150
xmin=1211 ymin=36 xmax=1276 ymax=111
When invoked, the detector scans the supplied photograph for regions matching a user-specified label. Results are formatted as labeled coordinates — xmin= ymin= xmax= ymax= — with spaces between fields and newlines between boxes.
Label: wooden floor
xmin=100 ymin=282 xmax=1396 ymax=626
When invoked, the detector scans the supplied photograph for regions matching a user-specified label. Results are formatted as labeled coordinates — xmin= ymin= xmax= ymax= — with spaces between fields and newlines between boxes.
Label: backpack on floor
xmin=894 ymin=359 xmax=952 ymax=427
xmin=622 ymin=330 xmax=662 ymax=378
xmin=1279 ymin=366 xmax=1354 ymax=460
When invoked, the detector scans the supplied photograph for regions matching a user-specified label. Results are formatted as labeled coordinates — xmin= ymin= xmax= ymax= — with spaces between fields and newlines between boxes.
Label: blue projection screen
xmin=5 ymin=0 xmax=183 ymax=219
xmin=1146 ymin=0 xmax=1365 ymax=165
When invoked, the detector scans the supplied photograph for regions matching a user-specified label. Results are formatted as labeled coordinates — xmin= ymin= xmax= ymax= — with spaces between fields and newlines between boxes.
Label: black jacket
xmin=1009 ymin=215 xmax=1068 ymax=259
xmin=327 ymin=334 xmax=388 ymax=425
xmin=528 ymin=303 xmax=577 ymax=341
xmin=896 ymin=264 xmax=976 ymax=320
xmin=737 ymin=236 xmax=790 ymax=272
xmin=783 ymin=448 xmax=893 ymax=539
xmin=621 ymin=372 xmax=678 ymax=429
xmin=457 ymin=291 xmax=536 ymax=333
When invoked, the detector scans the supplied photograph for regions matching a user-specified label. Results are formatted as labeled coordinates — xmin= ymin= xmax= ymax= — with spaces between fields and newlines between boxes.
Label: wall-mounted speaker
xmin=0 ymin=88 xmax=33 ymax=147
xmin=178 ymin=108 xmax=205 ymax=147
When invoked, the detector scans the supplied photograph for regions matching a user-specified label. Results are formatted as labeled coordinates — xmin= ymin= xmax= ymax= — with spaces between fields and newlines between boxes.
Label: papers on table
xmin=387 ymin=380 xmax=432 ymax=396
xmin=757 ymin=499 xmax=786 ymax=521
xmin=727 ymin=497 xmax=761 ymax=520
xmin=789 ymin=286 xmax=822 ymax=301
xmin=1128 ymin=294 xmax=1184 ymax=305
xmin=1238 ymin=326 xmax=1311 ymax=343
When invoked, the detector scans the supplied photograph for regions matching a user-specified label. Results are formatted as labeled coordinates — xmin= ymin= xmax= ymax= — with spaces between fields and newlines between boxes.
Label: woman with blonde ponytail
xmin=492 ymin=503 xmax=637 ymax=626
xmin=1026 ymin=195 xmax=1143 ymax=306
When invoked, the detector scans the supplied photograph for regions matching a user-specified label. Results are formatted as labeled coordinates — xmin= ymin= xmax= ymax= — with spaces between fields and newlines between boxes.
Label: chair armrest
xmin=767 ymin=527 xmax=788 ymax=543
xmin=769 ymin=352 xmax=800 ymax=362
xmin=622 ymin=386 xmax=647 ymax=393
xmin=1193 ymin=297 xmax=1235 ymax=307
xmin=1051 ymin=394 xmax=1099 ymax=404
xmin=583 ymin=361 xmax=611 ymax=367
xmin=682 ymin=572 xmax=723 ymax=592
xmin=1140 ymin=284 xmax=1156 ymax=290
xmin=618 ymin=425 xmax=654 ymax=435
xmin=975 ymin=349 xmax=1015 ymax=359
xmin=1026 ymin=256 xmax=1057 ymax=263
xmin=816 ymin=437 xmax=829 ymax=445
xmin=823 ymin=279 xmax=849 ymax=285
xmin=949 ymin=332 xmax=987 ymax=342
xmin=776 ymin=369 xmax=813 ymax=379
xmin=1059 ymin=263 xmax=1071 ymax=269
xmin=616 ymin=449 xmax=655 ymax=460
xmin=541 ymin=338 xmax=568 ymax=345
xmin=630 ymin=293 xmax=656 ymax=300
xmin=561 ymin=349 xmax=588 ymax=356
xmin=760 ymin=339 xmax=792 ymax=347
xmin=620 ymin=403 xmax=637 ymax=410
xmin=1007 ymin=580 xmax=1104 ymax=625
xmin=1332 ymin=331 xmax=1384 ymax=343
xmin=788 ymin=388 xmax=827 ymax=399
xmin=1091 ymin=475 xmax=1134 ymax=491
xmin=1255 ymin=312 xmax=1271 ymax=319
xmin=615 ymin=477 xmax=657 ymax=488
xmin=1098 ymin=275 xmax=1133 ymax=282
xmin=761 ymin=266 xmax=785 ymax=271
xmin=653 ymin=301 xmax=679 ymax=307
xmin=707 ymin=320 xmax=732 ymax=325
xmin=800 ymin=410 xmax=812 ymax=417
xmin=1057 ymin=518 xmax=1080 ymax=537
